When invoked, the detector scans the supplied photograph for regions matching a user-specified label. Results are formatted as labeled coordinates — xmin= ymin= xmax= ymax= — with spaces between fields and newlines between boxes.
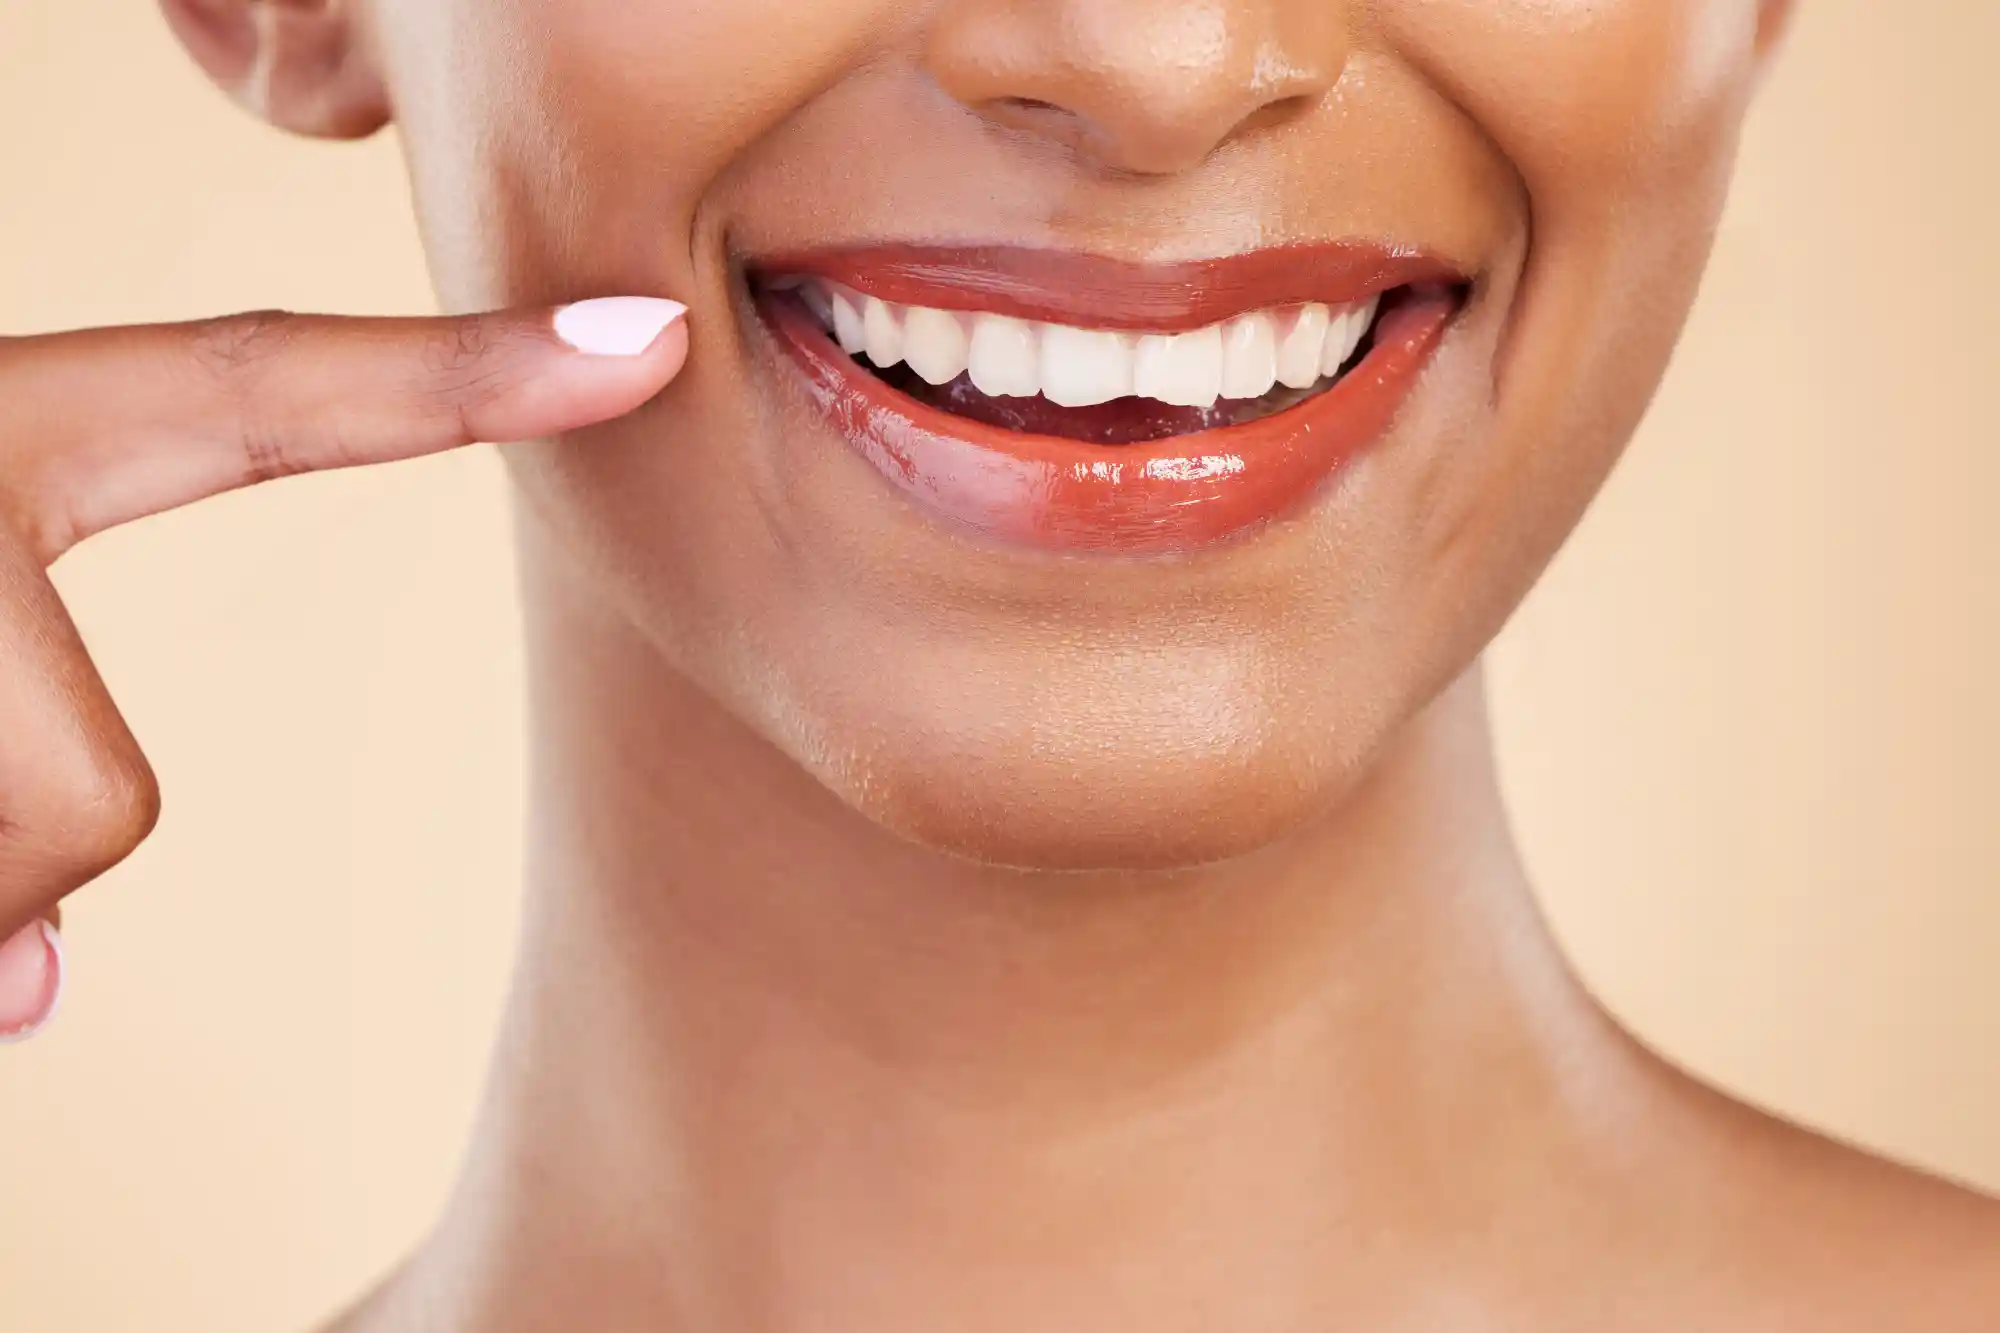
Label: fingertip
xmin=646 ymin=307 xmax=692 ymax=383
xmin=552 ymin=294 xmax=691 ymax=406
xmin=458 ymin=300 xmax=693 ymax=443
xmin=555 ymin=296 xmax=691 ymax=411
xmin=552 ymin=297 xmax=688 ymax=358
xmin=564 ymin=303 xmax=689 ymax=414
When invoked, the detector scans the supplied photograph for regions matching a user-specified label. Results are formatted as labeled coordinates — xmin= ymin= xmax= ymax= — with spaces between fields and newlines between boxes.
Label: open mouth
xmin=750 ymin=245 xmax=1468 ymax=554
xmin=768 ymin=276 xmax=1397 ymax=446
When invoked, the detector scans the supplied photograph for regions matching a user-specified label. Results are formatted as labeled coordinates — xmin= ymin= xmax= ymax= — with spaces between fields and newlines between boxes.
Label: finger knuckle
xmin=182 ymin=312 xmax=327 ymax=484
xmin=0 ymin=492 xmax=70 ymax=567
xmin=185 ymin=309 xmax=302 ymax=382
xmin=236 ymin=412 xmax=314 ymax=485
xmin=3 ymin=746 xmax=162 ymax=886
xmin=60 ymin=754 xmax=160 ymax=876
xmin=420 ymin=318 xmax=534 ymax=411
xmin=425 ymin=317 xmax=505 ymax=379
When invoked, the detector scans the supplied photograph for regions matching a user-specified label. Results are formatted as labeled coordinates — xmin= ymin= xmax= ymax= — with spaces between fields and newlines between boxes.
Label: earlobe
xmin=1755 ymin=0 xmax=1799 ymax=63
xmin=159 ymin=0 xmax=389 ymax=141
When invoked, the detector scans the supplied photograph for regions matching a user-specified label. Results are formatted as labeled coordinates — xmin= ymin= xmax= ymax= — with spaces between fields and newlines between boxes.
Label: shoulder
xmin=1785 ymin=1137 xmax=2000 ymax=1324
xmin=1665 ymin=1091 xmax=2000 ymax=1330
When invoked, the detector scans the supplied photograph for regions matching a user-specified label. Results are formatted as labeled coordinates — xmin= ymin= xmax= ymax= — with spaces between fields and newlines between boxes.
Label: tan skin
xmin=0 ymin=0 xmax=1995 ymax=1326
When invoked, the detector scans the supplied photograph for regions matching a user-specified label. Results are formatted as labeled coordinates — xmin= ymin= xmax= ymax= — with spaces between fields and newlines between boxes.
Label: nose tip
xmin=925 ymin=0 xmax=1350 ymax=177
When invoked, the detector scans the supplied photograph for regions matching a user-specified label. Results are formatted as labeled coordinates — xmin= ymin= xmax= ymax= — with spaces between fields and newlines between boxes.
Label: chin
xmin=721 ymin=617 xmax=1404 ymax=872
xmin=805 ymin=716 xmax=1350 ymax=874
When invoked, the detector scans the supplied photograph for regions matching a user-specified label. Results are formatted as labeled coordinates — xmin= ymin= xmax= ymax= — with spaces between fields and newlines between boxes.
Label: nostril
xmin=1237 ymin=92 xmax=1324 ymax=138
xmin=998 ymin=96 xmax=1063 ymax=115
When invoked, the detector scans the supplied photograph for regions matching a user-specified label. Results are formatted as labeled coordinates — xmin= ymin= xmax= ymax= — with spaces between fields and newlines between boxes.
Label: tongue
xmin=876 ymin=365 xmax=1300 ymax=445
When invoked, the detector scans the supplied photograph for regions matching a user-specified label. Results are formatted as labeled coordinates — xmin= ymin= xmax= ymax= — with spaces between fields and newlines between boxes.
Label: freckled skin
xmin=149 ymin=1 xmax=2000 ymax=1329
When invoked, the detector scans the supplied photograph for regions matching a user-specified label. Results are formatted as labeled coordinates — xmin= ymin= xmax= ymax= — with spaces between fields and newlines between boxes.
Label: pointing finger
xmin=0 ymin=296 xmax=687 ymax=561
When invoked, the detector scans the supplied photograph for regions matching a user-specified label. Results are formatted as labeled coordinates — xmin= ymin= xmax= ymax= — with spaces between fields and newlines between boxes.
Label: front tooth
xmin=966 ymin=314 xmax=1040 ymax=397
xmin=1319 ymin=307 xmax=1355 ymax=376
xmin=902 ymin=306 xmax=970 ymax=386
xmin=831 ymin=288 xmax=867 ymax=355
xmin=1040 ymin=326 xmax=1134 ymax=407
xmin=1275 ymin=304 xmax=1330 ymax=389
xmin=1321 ymin=296 xmax=1380 ymax=376
xmin=1219 ymin=311 xmax=1278 ymax=400
xmin=862 ymin=297 xmax=905 ymax=369
xmin=1132 ymin=325 xmax=1223 ymax=408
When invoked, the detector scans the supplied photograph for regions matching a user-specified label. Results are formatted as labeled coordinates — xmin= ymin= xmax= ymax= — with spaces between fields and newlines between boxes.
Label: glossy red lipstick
xmin=754 ymin=245 xmax=1464 ymax=554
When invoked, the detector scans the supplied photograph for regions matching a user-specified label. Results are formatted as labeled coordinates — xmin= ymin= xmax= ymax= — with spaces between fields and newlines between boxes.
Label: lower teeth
xmin=874 ymin=362 xmax=1345 ymax=446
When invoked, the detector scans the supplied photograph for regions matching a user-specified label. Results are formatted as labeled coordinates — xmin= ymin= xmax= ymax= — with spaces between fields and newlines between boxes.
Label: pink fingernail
xmin=0 ymin=920 xmax=64 ymax=1045
xmin=553 ymin=297 xmax=688 ymax=356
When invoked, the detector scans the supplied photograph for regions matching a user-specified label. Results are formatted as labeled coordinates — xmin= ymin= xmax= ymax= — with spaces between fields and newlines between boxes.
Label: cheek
xmin=378 ymin=0 xmax=909 ymax=308
xmin=1377 ymin=0 xmax=1760 ymax=194
xmin=1378 ymin=0 xmax=1764 ymax=617
xmin=1378 ymin=0 xmax=1759 ymax=337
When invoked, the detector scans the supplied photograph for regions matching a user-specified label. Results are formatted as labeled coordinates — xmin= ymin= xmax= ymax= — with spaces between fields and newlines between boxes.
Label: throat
xmin=438 ymin=623 xmax=1595 ymax=1333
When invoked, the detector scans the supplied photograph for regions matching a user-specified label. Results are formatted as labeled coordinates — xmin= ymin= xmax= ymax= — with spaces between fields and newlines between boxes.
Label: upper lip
xmin=747 ymin=242 xmax=1470 ymax=332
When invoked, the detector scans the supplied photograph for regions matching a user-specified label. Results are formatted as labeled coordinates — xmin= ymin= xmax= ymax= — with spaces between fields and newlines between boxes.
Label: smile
xmin=751 ymin=245 xmax=1468 ymax=554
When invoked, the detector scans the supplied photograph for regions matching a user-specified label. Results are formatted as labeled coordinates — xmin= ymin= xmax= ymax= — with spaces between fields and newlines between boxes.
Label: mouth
xmin=750 ymin=245 xmax=1469 ymax=554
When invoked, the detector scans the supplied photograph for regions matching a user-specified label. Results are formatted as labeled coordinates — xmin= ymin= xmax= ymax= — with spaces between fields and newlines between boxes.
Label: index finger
xmin=0 ymin=296 xmax=687 ymax=561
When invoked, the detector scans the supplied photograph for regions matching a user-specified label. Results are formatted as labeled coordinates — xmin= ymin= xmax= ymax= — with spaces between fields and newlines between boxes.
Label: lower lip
xmin=760 ymin=290 xmax=1457 ymax=555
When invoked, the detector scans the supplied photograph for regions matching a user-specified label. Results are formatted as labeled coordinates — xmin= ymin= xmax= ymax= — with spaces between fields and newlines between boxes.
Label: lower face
xmin=374 ymin=0 xmax=1759 ymax=870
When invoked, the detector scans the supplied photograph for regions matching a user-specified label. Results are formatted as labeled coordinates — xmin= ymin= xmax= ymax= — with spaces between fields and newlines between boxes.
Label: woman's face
xmin=357 ymin=0 xmax=1776 ymax=869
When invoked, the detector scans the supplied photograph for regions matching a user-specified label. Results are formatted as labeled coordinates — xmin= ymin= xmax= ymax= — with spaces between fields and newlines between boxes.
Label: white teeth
xmin=862 ymin=296 xmax=904 ymax=369
xmin=1040 ymin=326 xmax=1134 ymax=407
xmin=801 ymin=279 xmax=1384 ymax=412
xmin=831 ymin=289 xmax=867 ymax=356
xmin=1219 ymin=311 xmax=1277 ymax=400
xmin=966 ymin=313 xmax=1040 ymax=398
xmin=1321 ymin=294 xmax=1379 ymax=377
xmin=1132 ymin=326 xmax=1223 ymax=409
xmin=799 ymin=281 xmax=835 ymax=332
xmin=902 ymin=306 xmax=970 ymax=386
xmin=1276 ymin=304 xmax=1330 ymax=390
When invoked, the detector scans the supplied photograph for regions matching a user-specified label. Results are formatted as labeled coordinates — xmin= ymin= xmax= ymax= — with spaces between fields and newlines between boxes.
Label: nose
xmin=923 ymin=0 xmax=1351 ymax=177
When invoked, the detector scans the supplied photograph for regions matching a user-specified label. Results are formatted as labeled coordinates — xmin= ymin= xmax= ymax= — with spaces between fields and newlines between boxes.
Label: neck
xmin=392 ymin=538 xmax=1647 ymax=1333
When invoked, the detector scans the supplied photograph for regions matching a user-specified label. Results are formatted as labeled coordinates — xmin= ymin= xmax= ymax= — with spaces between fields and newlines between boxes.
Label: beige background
xmin=2 ymin=2 xmax=1996 ymax=1328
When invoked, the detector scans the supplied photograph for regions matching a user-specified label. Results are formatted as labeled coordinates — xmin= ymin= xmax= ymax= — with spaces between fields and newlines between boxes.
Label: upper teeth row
xmin=797 ymin=279 xmax=1381 ymax=410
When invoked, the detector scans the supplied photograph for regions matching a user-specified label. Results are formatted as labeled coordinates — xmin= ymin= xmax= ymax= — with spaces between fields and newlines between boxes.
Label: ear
xmin=1754 ymin=0 xmax=1798 ymax=65
xmin=160 ymin=0 xmax=388 ymax=140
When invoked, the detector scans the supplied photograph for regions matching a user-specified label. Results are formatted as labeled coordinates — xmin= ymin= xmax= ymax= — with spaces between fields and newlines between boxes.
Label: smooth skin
xmin=0 ymin=306 xmax=685 ymax=967
xmin=7 ymin=0 xmax=2000 ymax=1329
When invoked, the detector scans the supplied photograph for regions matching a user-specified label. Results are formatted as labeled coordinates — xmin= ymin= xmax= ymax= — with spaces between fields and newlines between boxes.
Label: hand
xmin=0 ymin=296 xmax=689 ymax=1042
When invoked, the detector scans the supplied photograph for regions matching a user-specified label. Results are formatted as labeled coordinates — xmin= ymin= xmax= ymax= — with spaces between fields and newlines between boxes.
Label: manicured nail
xmin=0 ymin=920 xmax=63 ymax=1045
xmin=553 ymin=297 xmax=688 ymax=356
